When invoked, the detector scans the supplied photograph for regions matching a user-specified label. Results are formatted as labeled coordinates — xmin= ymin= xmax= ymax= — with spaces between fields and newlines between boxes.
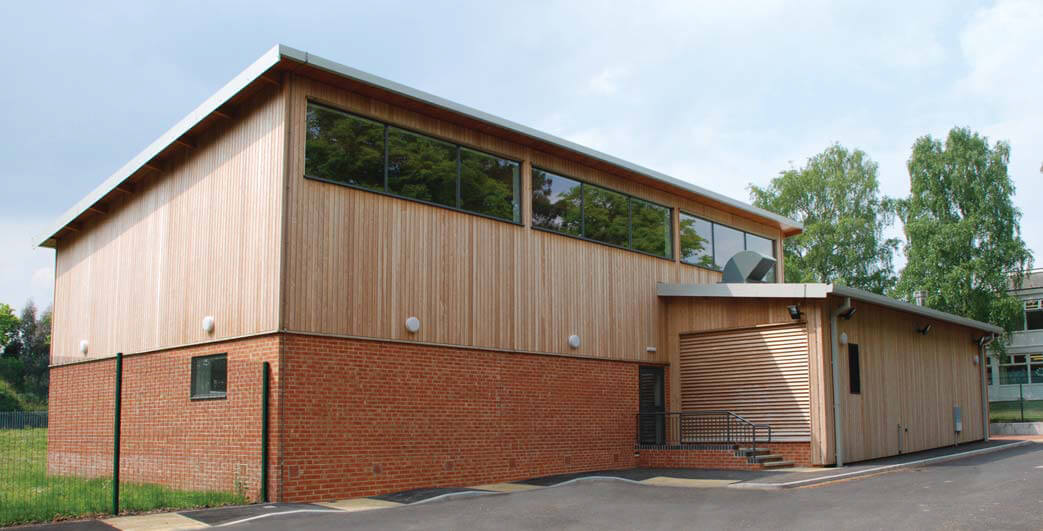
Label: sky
xmin=0 ymin=0 xmax=1040 ymax=310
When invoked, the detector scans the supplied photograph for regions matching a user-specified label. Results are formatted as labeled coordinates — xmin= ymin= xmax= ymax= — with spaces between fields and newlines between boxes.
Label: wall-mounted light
xmin=787 ymin=304 xmax=802 ymax=320
xmin=839 ymin=332 xmax=848 ymax=346
xmin=568 ymin=335 xmax=581 ymax=349
xmin=917 ymin=324 xmax=932 ymax=336
xmin=840 ymin=307 xmax=857 ymax=320
xmin=405 ymin=316 xmax=421 ymax=334
xmin=79 ymin=340 xmax=89 ymax=355
xmin=202 ymin=316 xmax=216 ymax=334
xmin=645 ymin=346 xmax=657 ymax=353
xmin=973 ymin=354 xmax=980 ymax=366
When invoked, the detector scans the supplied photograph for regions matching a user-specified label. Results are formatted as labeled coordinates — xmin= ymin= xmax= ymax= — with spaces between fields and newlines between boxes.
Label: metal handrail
xmin=635 ymin=410 xmax=773 ymax=450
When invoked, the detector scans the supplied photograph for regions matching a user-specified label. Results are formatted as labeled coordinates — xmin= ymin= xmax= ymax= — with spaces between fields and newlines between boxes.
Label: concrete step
xmin=752 ymin=454 xmax=784 ymax=463
xmin=761 ymin=460 xmax=795 ymax=469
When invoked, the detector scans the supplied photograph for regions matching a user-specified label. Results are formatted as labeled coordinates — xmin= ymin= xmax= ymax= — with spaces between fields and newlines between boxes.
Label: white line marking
xmin=216 ymin=509 xmax=344 ymax=527
xmin=729 ymin=441 xmax=1031 ymax=489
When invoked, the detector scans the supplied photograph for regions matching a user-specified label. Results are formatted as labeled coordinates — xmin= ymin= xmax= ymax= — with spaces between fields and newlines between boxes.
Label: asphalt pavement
xmin=225 ymin=442 xmax=1043 ymax=530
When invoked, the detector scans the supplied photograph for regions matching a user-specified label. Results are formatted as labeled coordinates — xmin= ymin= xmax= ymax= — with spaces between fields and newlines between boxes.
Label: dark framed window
xmin=305 ymin=101 xmax=521 ymax=223
xmin=848 ymin=344 xmax=861 ymax=394
xmin=679 ymin=211 xmax=777 ymax=278
xmin=1026 ymin=300 xmax=1043 ymax=330
xmin=531 ymin=167 xmax=674 ymax=259
xmin=191 ymin=354 xmax=227 ymax=400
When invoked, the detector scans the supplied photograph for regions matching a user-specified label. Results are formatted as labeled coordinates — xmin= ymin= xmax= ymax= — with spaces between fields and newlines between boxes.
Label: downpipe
xmin=830 ymin=297 xmax=853 ymax=467
xmin=978 ymin=333 xmax=997 ymax=441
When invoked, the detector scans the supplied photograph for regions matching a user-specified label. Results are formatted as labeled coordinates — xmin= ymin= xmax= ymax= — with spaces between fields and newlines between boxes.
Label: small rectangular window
xmin=1027 ymin=309 xmax=1043 ymax=330
xmin=459 ymin=148 xmax=520 ymax=222
xmin=999 ymin=364 xmax=1028 ymax=385
xmin=630 ymin=198 xmax=673 ymax=259
xmin=305 ymin=105 xmax=385 ymax=191
xmin=582 ymin=184 xmax=629 ymax=247
xmin=712 ymin=224 xmax=745 ymax=270
xmin=679 ymin=213 xmax=716 ymax=269
xmin=848 ymin=344 xmax=861 ymax=394
xmin=386 ymin=127 xmax=458 ymax=208
xmin=532 ymin=169 xmax=582 ymax=235
xmin=191 ymin=354 xmax=228 ymax=400
xmin=745 ymin=233 xmax=776 ymax=282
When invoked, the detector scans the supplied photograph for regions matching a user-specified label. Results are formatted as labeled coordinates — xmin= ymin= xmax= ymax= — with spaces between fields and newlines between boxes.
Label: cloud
xmin=586 ymin=66 xmax=630 ymax=95
xmin=0 ymin=218 xmax=54 ymax=309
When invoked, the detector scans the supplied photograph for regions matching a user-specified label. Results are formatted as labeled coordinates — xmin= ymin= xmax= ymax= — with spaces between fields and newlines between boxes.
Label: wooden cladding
xmin=679 ymin=324 xmax=811 ymax=440
xmin=281 ymin=73 xmax=781 ymax=362
xmin=834 ymin=299 xmax=984 ymax=462
xmin=51 ymin=87 xmax=286 ymax=362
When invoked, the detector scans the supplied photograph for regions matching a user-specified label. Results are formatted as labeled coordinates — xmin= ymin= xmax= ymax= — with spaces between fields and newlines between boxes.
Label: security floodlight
xmin=840 ymin=307 xmax=857 ymax=320
xmin=787 ymin=305 xmax=802 ymax=320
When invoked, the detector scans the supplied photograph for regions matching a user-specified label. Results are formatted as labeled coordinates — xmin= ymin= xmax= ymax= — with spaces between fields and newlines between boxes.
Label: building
xmin=988 ymin=270 xmax=1043 ymax=402
xmin=40 ymin=45 xmax=1001 ymax=503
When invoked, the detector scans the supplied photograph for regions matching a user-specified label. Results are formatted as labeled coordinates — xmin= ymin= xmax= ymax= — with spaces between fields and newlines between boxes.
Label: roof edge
xmin=657 ymin=282 xmax=1004 ymax=334
xmin=38 ymin=43 xmax=803 ymax=248
xmin=35 ymin=45 xmax=285 ymax=248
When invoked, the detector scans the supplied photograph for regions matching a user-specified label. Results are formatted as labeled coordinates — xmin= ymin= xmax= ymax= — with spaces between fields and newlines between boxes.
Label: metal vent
xmin=720 ymin=251 xmax=776 ymax=283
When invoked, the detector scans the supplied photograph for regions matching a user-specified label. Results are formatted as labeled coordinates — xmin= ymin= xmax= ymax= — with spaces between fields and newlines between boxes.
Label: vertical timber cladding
xmin=679 ymin=323 xmax=812 ymax=440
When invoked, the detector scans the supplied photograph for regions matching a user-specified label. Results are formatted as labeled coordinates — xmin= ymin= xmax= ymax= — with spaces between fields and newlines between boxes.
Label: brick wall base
xmin=637 ymin=442 xmax=813 ymax=470
xmin=48 ymin=335 xmax=281 ymax=501
xmin=279 ymin=334 xmax=647 ymax=501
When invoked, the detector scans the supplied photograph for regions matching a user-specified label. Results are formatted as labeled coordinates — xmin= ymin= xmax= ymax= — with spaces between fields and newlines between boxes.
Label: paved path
xmin=225 ymin=441 xmax=1043 ymax=530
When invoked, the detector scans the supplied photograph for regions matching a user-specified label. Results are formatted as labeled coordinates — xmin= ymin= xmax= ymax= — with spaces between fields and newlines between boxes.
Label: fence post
xmin=113 ymin=352 xmax=123 ymax=516
xmin=260 ymin=362 xmax=270 ymax=503
xmin=1020 ymin=383 xmax=1025 ymax=423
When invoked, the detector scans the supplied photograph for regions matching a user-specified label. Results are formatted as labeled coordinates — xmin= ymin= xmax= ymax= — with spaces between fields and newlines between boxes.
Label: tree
xmin=0 ymin=303 xmax=18 ymax=353
xmin=895 ymin=127 xmax=1032 ymax=334
xmin=3 ymin=301 xmax=51 ymax=399
xmin=749 ymin=144 xmax=900 ymax=293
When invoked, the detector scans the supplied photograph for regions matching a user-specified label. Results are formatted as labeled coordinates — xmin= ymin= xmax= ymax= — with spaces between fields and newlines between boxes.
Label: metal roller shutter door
xmin=679 ymin=323 xmax=811 ymax=441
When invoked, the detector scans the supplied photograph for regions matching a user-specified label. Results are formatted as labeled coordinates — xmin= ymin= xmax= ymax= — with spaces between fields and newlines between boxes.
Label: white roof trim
xmin=657 ymin=282 xmax=1003 ymax=334
xmin=38 ymin=44 xmax=802 ymax=248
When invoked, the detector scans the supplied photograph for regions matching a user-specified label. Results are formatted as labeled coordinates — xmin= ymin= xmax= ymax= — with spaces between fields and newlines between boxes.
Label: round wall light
xmin=568 ymin=335 xmax=581 ymax=349
xmin=79 ymin=340 xmax=89 ymax=355
xmin=839 ymin=332 xmax=848 ymax=346
xmin=202 ymin=316 xmax=215 ymax=334
xmin=973 ymin=354 xmax=980 ymax=366
xmin=405 ymin=316 xmax=421 ymax=333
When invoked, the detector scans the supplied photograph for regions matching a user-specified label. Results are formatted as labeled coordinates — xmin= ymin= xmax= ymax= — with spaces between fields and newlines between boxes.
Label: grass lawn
xmin=0 ymin=428 xmax=245 ymax=526
xmin=990 ymin=400 xmax=1043 ymax=423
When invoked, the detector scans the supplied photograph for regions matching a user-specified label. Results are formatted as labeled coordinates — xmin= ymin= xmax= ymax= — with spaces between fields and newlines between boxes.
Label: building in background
xmin=988 ymin=270 xmax=1043 ymax=403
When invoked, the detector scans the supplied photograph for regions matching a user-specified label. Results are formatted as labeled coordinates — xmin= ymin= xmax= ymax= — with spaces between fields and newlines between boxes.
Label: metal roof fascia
xmin=35 ymin=45 xmax=284 ymax=248
xmin=828 ymin=285 xmax=1004 ymax=334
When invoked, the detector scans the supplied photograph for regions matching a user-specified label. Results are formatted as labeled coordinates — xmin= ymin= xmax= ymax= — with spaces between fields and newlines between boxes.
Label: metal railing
xmin=636 ymin=410 xmax=772 ymax=450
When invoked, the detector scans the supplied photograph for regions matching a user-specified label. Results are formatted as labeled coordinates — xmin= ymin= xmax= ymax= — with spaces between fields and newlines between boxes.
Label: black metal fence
xmin=636 ymin=410 xmax=772 ymax=450
xmin=990 ymin=384 xmax=1043 ymax=423
xmin=0 ymin=354 xmax=272 ymax=527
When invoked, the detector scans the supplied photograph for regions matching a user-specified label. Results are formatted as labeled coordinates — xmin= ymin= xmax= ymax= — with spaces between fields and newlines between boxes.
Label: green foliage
xmin=0 ymin=428 xmax=244 ymax=526
xmin=894 ymin=128 xmax=1032 ymax=334
xmin=1 ymin=301 xmax=51 ymax=402
xmin=750 ymin=144 xmax=899 ymax=293
xmin=0 ymin=304 xmax=17 ymax=351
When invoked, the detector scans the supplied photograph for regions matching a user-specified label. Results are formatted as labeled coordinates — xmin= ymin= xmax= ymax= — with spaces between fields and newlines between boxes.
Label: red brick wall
xmin=637 ymin=442 xmax=813 ymax=469
xmin=47 ymin=335 xmax=282 ymax=500
xmin=279 ymin=334 xmax=643 ymax=501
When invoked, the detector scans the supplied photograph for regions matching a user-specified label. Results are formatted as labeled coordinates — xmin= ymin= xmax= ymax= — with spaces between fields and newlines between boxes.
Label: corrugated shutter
xmin=679 ymin=324 xmax=811 ymax=440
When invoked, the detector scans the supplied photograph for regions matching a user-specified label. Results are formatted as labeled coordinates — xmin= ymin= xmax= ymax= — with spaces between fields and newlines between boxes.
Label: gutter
xmin=978 ymin=334 xmax=997 ymax=441
xmin=830 ymin=297 xmax=853 ymax=467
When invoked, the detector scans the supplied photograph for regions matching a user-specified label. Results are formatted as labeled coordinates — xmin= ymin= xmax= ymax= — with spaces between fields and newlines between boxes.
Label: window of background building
xmin=1025 ymin=299 xmax=1043 ymax=330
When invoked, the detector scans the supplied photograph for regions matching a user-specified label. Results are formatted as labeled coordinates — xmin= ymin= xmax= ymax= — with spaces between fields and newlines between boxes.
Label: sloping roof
xmin=37 ymin=44 xmax=803 ymax=248
xmin=1010 ymin=270 xmax=1043 ymax=292
xmin=657 ymin=282 xmax=1004 ymax=334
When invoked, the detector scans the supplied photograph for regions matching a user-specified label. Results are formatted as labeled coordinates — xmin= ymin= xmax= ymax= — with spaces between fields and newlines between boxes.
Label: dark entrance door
xmin=638 ymin=366 xmax=665 ymax=445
